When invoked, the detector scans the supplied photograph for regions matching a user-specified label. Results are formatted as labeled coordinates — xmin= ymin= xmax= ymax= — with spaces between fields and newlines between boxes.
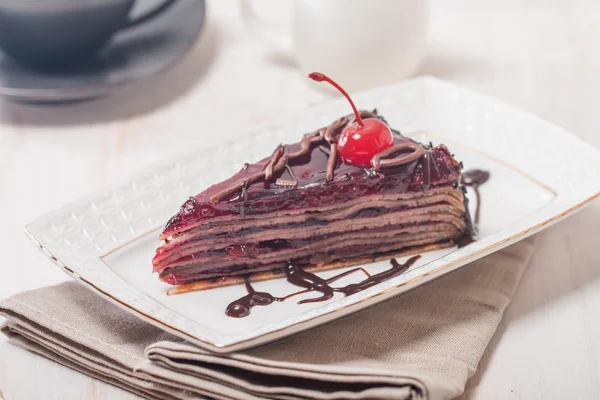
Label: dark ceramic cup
xmin=0 ymin=0 xmax=178 ymax=69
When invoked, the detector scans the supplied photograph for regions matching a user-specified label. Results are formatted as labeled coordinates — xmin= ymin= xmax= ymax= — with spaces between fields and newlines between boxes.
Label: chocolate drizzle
xmin=371 ymin=143 xmax=425 ymax=170
xmin=339 ymin=257 xmax=417 ymax=296
xmin=276 ymin=165 xmax=299 ymax=188
xmin=225 ymin=281 xmax=280 ymax=318
xmin=211 ymin=113 xmax=361 ymax=203
xmin=284 ymin=262 xmax=336 ymax=303
xmin=239 ymin=180 xmax=249 ymax=219
xmin=461 ymin=169 xmax=490 ymax=229
xmin=422 ymin=149 xmax=431 ymax=189
xmin=225 ymin=256 xmax=420 ymax=318
xmin=264 ymin=144 xmax=283 ymax=181
xmin=209 ymin=111 xmax=428 ymax=204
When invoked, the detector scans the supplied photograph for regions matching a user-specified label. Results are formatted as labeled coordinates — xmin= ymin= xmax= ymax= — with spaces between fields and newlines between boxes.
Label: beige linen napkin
xmin=0 ymin=239 xmax=534 ymax=400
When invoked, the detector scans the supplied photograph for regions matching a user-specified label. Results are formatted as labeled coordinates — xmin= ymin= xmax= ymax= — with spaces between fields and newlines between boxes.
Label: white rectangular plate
xmin=26 ymin=77 xmax=600 ymax=353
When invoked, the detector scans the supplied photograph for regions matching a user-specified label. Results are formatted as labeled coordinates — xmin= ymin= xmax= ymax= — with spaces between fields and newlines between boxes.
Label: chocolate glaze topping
xmin=226 ymin=256 xmax=420 ymax=318
xmin=162 ymin=121 xmax=461 ymax=239
xmin=210 ymin=111 xmax=427 ymax=204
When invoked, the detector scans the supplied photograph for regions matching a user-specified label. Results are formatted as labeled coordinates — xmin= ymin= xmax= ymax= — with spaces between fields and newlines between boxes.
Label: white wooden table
xmin=1 ymin=1 xmax=599 ymax=399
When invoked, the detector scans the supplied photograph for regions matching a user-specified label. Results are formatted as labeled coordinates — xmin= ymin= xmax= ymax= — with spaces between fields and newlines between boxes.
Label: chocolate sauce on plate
xmin=226 ymin=256 xmax=420 ymax=318
xmin=338 ymin=257 xmax=417 ymax=296
xmin=226 ymin=282 xmax=279 ymax=318
xmin=461 ymin=169 xmax=490 ymax=228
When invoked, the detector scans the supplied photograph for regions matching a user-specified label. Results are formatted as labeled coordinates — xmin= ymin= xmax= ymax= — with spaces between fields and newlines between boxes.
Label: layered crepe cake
xmin=154 ymin=74 xmax=474 ymax=293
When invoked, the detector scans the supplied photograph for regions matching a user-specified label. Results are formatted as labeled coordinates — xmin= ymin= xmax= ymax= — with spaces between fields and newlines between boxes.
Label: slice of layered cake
xmin=154 ymin=73 xmax=473 ymax=293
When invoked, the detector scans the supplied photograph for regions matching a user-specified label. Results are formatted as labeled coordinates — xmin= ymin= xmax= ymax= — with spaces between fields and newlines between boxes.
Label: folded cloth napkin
xmin=0 ymin=240 xmax=534 ymax=400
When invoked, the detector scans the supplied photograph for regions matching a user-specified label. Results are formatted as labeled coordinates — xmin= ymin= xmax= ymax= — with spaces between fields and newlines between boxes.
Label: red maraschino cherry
xmin=308 ymin=72 xmax=394 ymax=168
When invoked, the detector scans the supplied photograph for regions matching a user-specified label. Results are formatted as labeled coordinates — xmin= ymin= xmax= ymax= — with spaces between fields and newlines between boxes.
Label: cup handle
xmin=123 ymin=0 xmax=179 ymax=29
xmin=240 ymin=0 xmax=293 ymax=54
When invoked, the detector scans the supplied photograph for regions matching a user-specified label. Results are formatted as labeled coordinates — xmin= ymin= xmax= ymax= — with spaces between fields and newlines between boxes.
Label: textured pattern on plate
xmin=25 ymin=77 xmax=600 ymax=350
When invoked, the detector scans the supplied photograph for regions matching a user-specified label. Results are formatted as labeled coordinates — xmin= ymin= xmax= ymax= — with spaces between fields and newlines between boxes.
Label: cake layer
xmin=162 ymin=187 xmax=464 ymax=241
xmin=160 ymin=233 xmax=457 ymax=285
xmin=153 ymin=194 xmax=465 ymax=268
xmin=154 ymin=211 xmax=464 ymax=270
xmin=155 ymin=220 xmax=462 ymax=274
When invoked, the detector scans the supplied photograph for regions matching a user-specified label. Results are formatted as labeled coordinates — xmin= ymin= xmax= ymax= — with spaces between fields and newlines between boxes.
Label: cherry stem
xmin=308 ymin=72 xmax=363 ymax=127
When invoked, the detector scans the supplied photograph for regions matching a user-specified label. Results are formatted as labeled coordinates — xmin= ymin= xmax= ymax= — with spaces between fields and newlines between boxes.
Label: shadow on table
xmin=0 ymin=18 xmax=219 ymax=127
